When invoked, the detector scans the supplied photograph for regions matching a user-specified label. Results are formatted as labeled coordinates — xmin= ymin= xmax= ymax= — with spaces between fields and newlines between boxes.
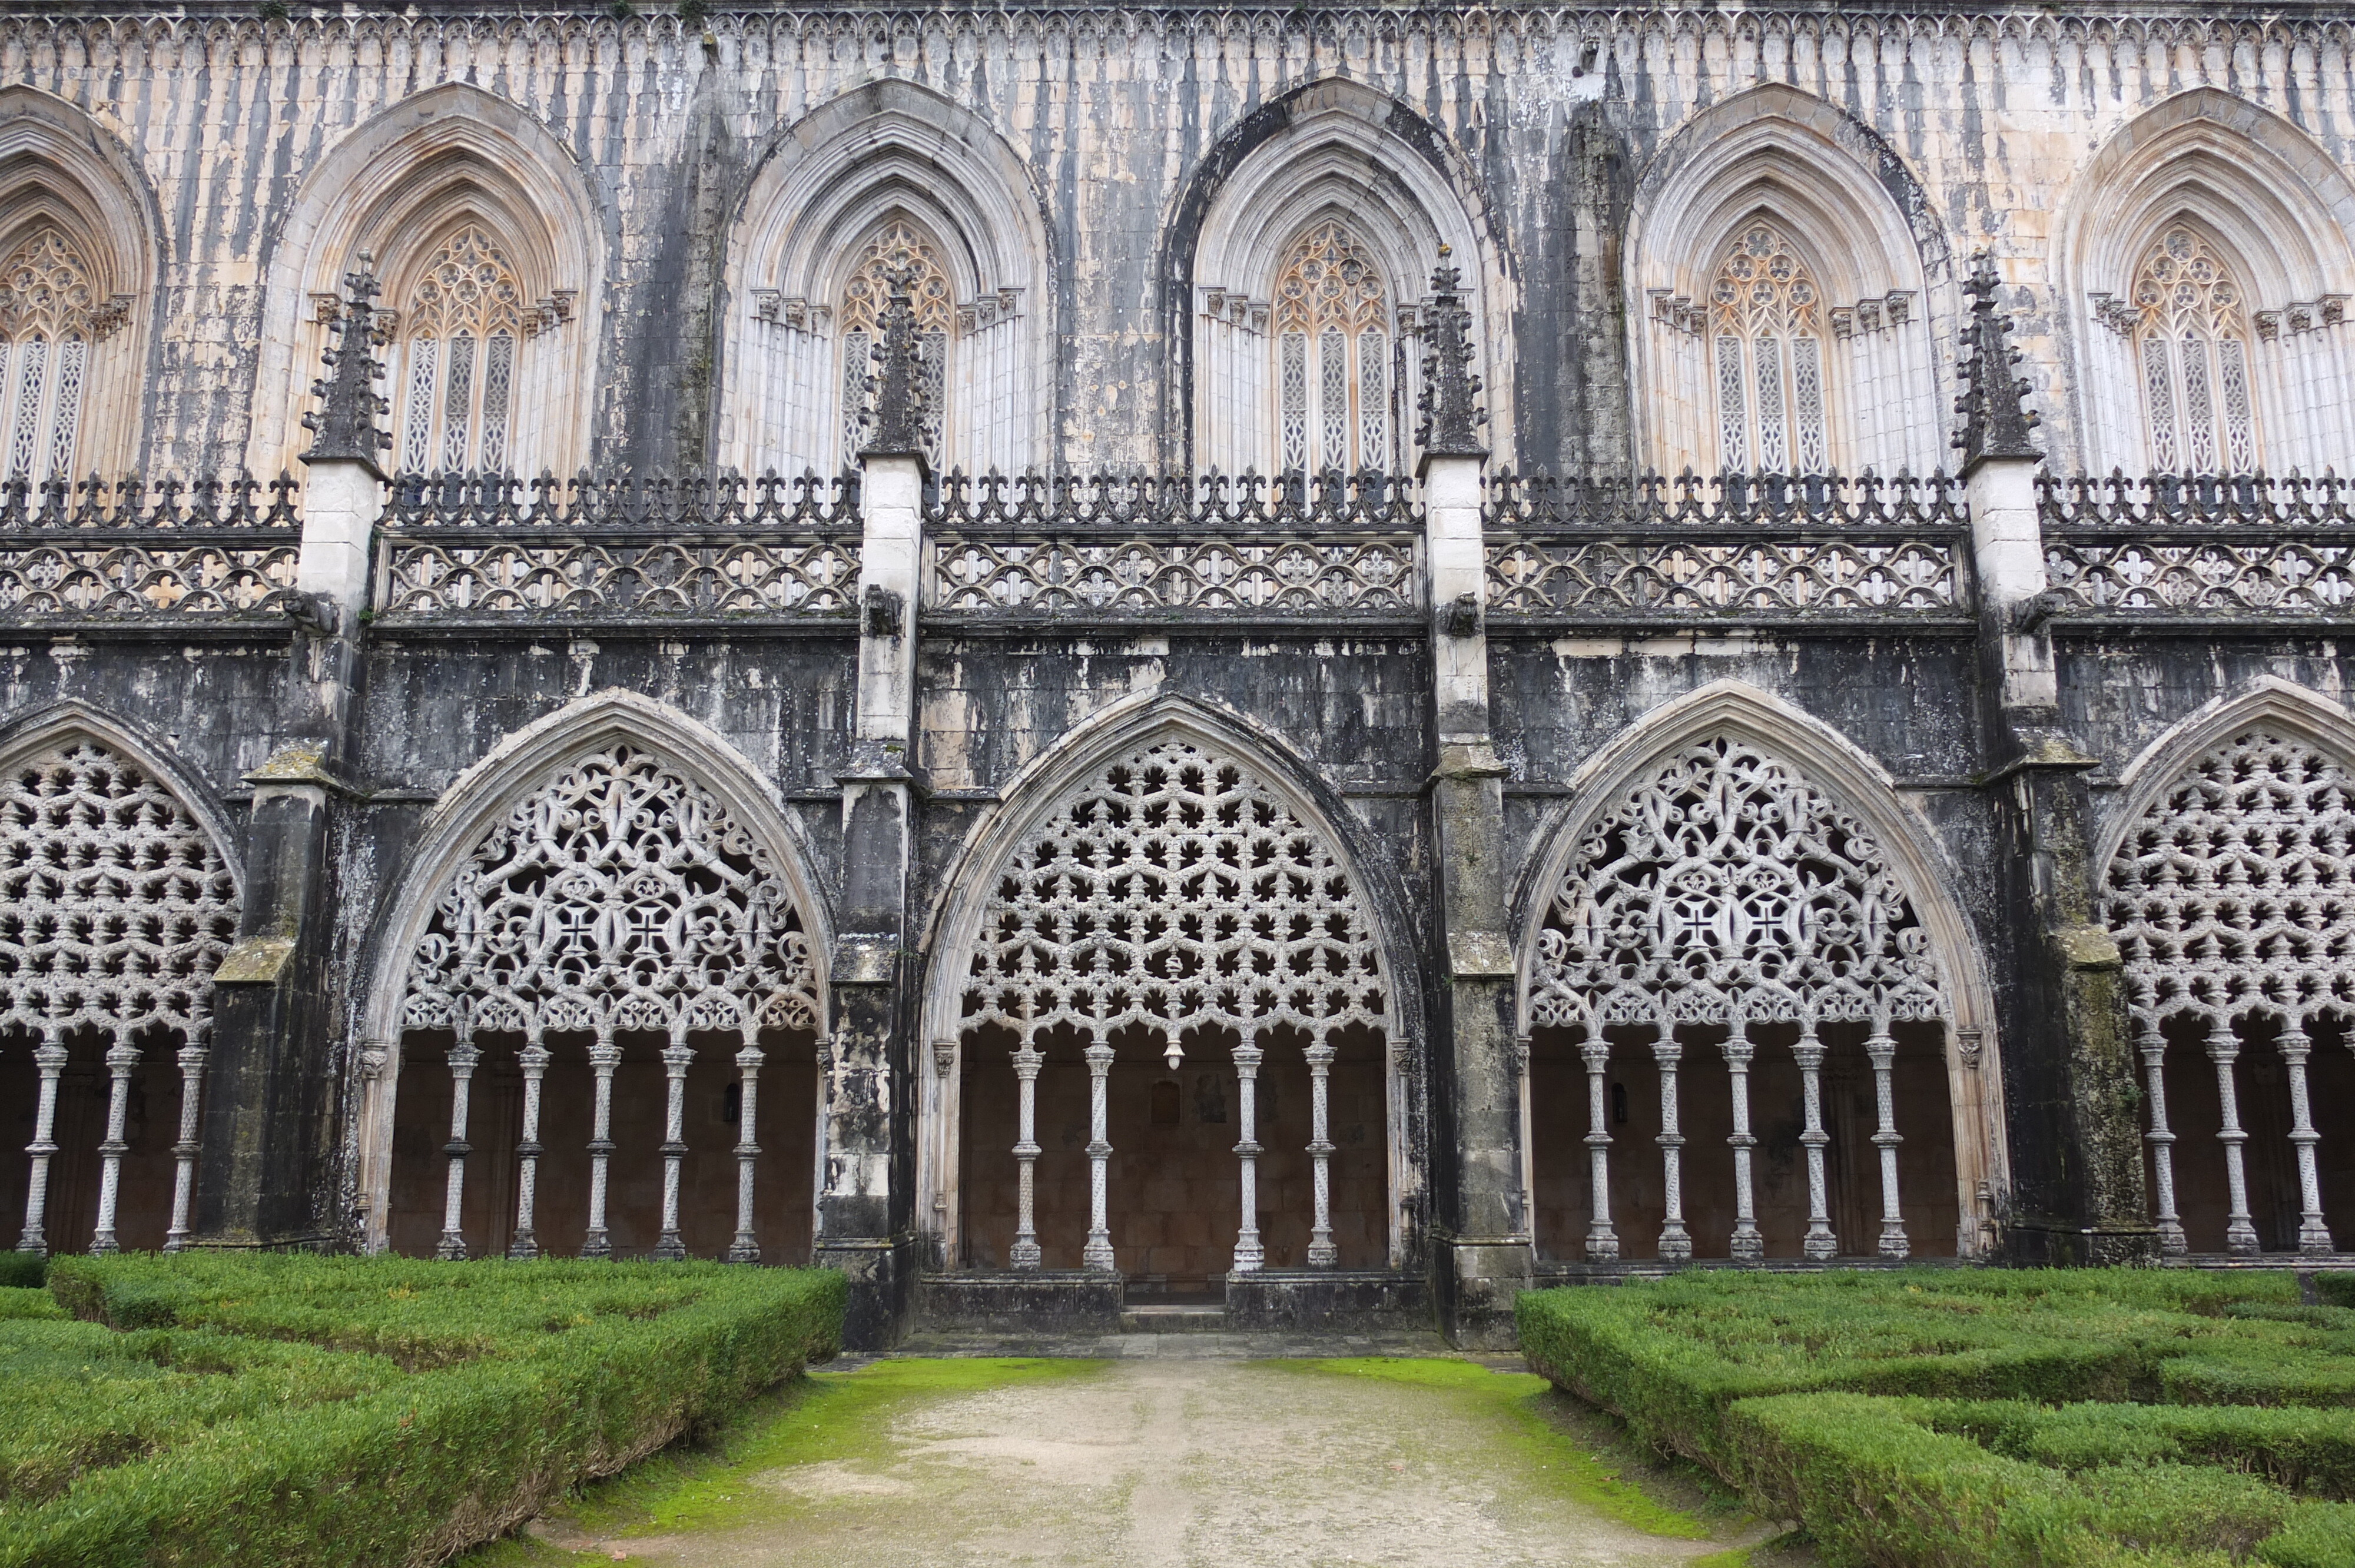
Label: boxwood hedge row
xmin=1518 ymin=1268 xmax=2355 ymax=1568
xmin=0 ymin=1254 xmax=844 ymax=1568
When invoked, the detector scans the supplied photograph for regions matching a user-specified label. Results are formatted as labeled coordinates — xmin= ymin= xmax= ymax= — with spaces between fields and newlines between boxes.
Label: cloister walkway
xmin=479 ymin=1342 xmax=1793 ymax=1568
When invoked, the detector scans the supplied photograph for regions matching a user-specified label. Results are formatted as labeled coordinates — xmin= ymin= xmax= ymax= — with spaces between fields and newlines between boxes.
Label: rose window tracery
xmin=1709 ymin=224 xmax=1831 ymax=475
xmin=396 ymin=744 xmax=818 ymax=1042
xmin=2132 ymin=225 xmax=2260 ymax=474
xmin=1272 ymin=221 xmax=1392 ymax=475
xmin=0 ymin=227 xmax=107 ymax=484
xmin=397 ymin=225 xmax=526 ymax=475
xmin=839 ymin=219 xmax=951 ymax=466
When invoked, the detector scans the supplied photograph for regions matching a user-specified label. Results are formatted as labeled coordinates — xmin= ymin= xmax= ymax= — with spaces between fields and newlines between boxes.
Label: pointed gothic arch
xmin=722 ymin=81 xmax=1054 ymax=479
xmin=0 ymin=88 xmax=164 ymax=480
xmin=247 ymin=84 xmax=604 ymax=479
xmin=1167 ymin=78 xmax=1509 ymax=476
xmin=2097 ymin=679 xmax=2355 ymax=1258
xmin=917 ymin=693 xmax=1427 ymax=1280
xmin=1628 ymin=88 xmax=1949 ymax=479
xmin=0 ymin=702 xmax=239 ymax=1258
xmin=1512 ymin=682 xmax=2002 ymax=1263
xmin=353 ymin=691 xmax=830 ymax=1263
xmin=2057 ymin=91 xmax=2355 ymax=477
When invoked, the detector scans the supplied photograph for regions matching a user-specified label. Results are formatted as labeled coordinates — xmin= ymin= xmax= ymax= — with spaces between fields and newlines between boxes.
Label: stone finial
xmin=1415 ymin=245 xmax=1489 ymax=462
xmin=858 ymin=260 xmax=930 ymax=464
xmin=300 ymin=253 xmax=392 ymax=476
xmin=1952 ymin=251 xmax=2042 ymax=471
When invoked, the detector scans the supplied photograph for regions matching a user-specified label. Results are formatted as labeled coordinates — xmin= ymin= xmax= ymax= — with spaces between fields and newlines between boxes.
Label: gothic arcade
xmin=5 ymin=4 xmax=2355 ymax=1346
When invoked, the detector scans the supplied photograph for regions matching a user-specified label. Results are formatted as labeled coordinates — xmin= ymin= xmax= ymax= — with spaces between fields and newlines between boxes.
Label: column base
xmin=817 ymin=1235 xmax=918 ymax=1351
xmin=1437 ymin=1234 xmax=1536 ymax=1351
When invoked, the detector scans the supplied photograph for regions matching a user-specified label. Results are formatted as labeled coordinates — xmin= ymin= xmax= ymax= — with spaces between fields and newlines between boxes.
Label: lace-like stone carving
xmin=1709 ymin=225 xmax=1830 ymax=475
xmin=1272 ymin=221 xmax=1391 ymax=474
xmin=397 ymin=743 xmax=819 ymax=1042
xmin=1 ymin=738 xmax=237 ymax=1045
xmin=964 ymin=738 xmax=1388 ymax=1042
xmin=397 ymin=226 xmax=525 ymax=476
xmin=1529 ymin=735 xmax=1946 ymax=1031
xmin=840 ymin=219 xmax=951 ymax=465
xmin=2106 ymin=727 xmax=2354 ymax=1256
xmin=0 ymin=228 xmax=104 ymax=484
xmin=2132 ymin=226 xmax=2259 ymax=474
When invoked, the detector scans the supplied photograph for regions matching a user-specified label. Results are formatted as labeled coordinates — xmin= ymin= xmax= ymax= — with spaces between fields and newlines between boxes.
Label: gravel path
xmin=557 ymin=1358 xmax=1737 ymax=1567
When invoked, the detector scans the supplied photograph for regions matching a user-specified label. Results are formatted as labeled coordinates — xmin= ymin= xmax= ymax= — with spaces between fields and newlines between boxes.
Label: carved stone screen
xmin=1 ymin=738 xmax=236 ymax=1255
xmin=960 ymin=738 xmax=1389 ymax=1275
xmin=2106 ymin=728 xmax=2355 ymax=1256
xmin=1527 ymin=735 xmax=1951 ymax=1263
xmin=392 ymin=743 xmax=820 ymax=1263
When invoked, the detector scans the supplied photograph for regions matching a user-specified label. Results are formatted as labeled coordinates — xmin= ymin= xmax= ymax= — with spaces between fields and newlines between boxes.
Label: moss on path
xmin=464 ymin=1356 xmax=1781 ymax=1567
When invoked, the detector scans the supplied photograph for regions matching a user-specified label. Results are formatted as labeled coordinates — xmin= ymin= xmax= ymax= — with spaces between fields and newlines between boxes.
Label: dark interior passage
xmin=1 ymin=1031 xmax=190 ymax=1255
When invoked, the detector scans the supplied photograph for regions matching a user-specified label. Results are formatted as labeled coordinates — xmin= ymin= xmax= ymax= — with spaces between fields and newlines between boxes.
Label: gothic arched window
xmin=1272 ymin=221 xmax=1391 ymax=474
xmin=0 ymin=227 xmax=107 ymax=484
xmin=1709 ymin=224 xmax=1831 ymax=474
xmin=838 ymin=220 xmax=951 ymax=467
xmin=396 ymin=226 xmax=525 ymax=475
xmin=2132 ymin=226 xmax=2260 ymax=474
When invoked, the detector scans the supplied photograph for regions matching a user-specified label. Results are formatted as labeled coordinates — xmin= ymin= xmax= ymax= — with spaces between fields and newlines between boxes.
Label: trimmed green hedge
xmin=0 ymin=1254 xmax=844 ymax=1567
xmin=1518 ymin=1269 xmax=2355 ymax=1568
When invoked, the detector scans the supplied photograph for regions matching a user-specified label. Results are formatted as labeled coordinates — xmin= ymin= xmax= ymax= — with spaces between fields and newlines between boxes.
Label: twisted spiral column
xmin=88 ymin=1039 xmax=140 ymax=1256
xmin=1722 ymin=1024 xmax=1762 ymax=1263
xmin=1793 ymin=1026 xmax=1837 ymax=1260
xmin=2136 ymin=1024 xmax=2185 ymax=1255
xmin=508 ymin=1039 xmax=549 ymax=1260
xmin=436 ymin=1040 xmax=480 ymax=1261
xmin=1653 ymin=1027 xmax=1691 ymax=1262
xmin=162 ymin=1039 xmax=208 ymax=1253
xmin=728 ymin=1043 xmax=765 ymax=1264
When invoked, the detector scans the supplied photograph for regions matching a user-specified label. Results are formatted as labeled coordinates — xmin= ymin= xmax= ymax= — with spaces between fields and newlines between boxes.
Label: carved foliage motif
xmin=1530 ymin=736 xmax=1946 ymax=1031
xmin=398 ymin=745 xmax=818 ymax=1042
xmin=961 ymin=739 xmax=1388 ymax=1048
xmin=2107 ymin=729 xmax=2355 ymax=1032
xmin=0 ymin=739 xmax=237 ymax=1046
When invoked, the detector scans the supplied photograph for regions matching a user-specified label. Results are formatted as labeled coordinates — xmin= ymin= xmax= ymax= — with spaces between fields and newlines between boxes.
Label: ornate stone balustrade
xmin=925 ymin=470 xmax=1419 ymax=619
xmin=0 ymin=474 xmax=302 ymax=625
xmin=2038 ymin=473 xmax=2355 ymax=620
xmin=1484 ymin=471 xmax=1971 ymax=622
xmin=377 ymin=470 xmax=861 ymax=624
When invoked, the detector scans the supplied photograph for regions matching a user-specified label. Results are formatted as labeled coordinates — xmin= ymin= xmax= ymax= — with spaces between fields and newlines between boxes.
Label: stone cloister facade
xmin=4 ymin=3 xmax=2355 ymax=1346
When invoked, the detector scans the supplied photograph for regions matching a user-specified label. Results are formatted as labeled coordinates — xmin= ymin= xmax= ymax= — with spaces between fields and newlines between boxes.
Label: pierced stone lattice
xmin=839 ymin=219 xmax=951 ymax=464
xmin=398 ymin=226 xmax=525 ymax=475
xmin=2 ymin=738 xmax=237 ymax=1255
xmin=1272 ymin=221 xmax=1391 ymax=474
xmin=964 ymin=738 xmax=1390 ymax=1273
xmin=1484 ymin=536 xmax=1962 ymax=616
xmin=397 ymin=743 xmax=820 ymax=1042
xmin=1530 ymin=735 xmax=1945 ymax=1264
xmin=2105 ymin=729 xmax=2355 ymax=1256
xmin=0 ymin=228 xmax=102 ymax=483
xmin=1709 ymin=225 xmax=1830 ymax=474
xmin=2134 ymin=226 xmax=2259 ymax=474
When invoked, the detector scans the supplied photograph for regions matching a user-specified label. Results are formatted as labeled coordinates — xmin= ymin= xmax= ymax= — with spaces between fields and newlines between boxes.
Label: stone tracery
xmin=396 ymin=225 xmax=527 ymax=476
xmin=2106 ymin=727 xmax=2355 ymax=1256
xmin=837 ymin=218 xmax=951 ymax=466
xmin=0 ymin=225 xmax=107 ymax=484
xmin=1530 ymin=735 xmax=1949 ymax=1263
xmin=1 ymin=736 xmax=236 ymax=1255
xmin=394 ymin=742 xmax=820 ymax=1261
xmin=2131 ymin=226 xmax=2260 ymax=474
xmin=961 ymin=737 xmax=1389 ymax=1272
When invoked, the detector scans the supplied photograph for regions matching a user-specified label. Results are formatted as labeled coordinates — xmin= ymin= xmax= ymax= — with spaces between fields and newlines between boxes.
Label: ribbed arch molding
xmin=1627 ymin=87 xmax=1947 ymax=480
xmin=722 ymin=81 xmax=1053 ymax=479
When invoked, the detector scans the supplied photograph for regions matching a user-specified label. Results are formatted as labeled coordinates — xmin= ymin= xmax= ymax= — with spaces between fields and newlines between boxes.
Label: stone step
xmin=1120 ymin=1303 xmax=1229 ymax=1334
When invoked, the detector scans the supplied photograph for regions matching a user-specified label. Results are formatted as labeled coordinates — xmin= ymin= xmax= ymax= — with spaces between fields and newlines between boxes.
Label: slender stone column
xmin=1654 ymin=1027 xmax=1691 ymax=1262
xmin=2276 ymin=1022 xmax=2331 ymax=1255
xmin=1233 ymin=1040 xmax=1266 ymax=1273
xmin=1582 ymin=1035 xmax=1617 ymax=1261
xmin=16 ymin=1037 xmax=68 ymax=1256
xmin=1865 ymin=1026 xmax=1909 ymax=1260
xmin=1722 ymin=1024 xmax=1762 ymax=1263
xmin=88 ymin=1038 xmax=140 ymax=1255
xmin=2208 ymin=1026 xmax=2260 ymax=1255
xmin=163 ymin=1039 xmax=208 ymax=1252
xmin=1010 ymin=1034 xmax=1043 ymax=1269
xmin=1083 ymin=1037 xmax=1116 ymax=1273
xmin=1794 ymin=1025 xmax=1837 ymax=1260
xmin=1305 ymin=1039 xmax=1337 ymax=1267
xmin=508 ymin=1038 xmax=549 ymax=1260
xmin=436 ymin=1039 xmax=480 ymax=1261
xmin=728 ymin=1043 xmax=764 ymax=1264
xmin=2137 ymin=1024 xmax=2185 ymax=1256
xmin=583 ymin=1036 xmax=621 ymax=1258
xmin=653 ymin=1038 xmax=694 ymax=1260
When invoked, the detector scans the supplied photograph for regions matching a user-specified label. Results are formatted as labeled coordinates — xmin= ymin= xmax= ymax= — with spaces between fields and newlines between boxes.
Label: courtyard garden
xmin=0 ymin=1253 xmax=842 ymax=1567
xmin=1520 ymin=1268 xmax=2355 ymax=1568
